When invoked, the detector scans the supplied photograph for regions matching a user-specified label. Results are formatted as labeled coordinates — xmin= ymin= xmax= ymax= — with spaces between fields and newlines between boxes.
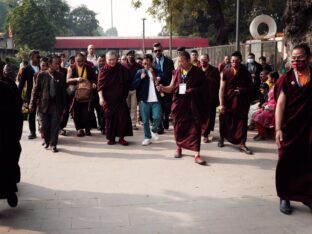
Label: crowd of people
xmin=0 ymin=42 xmax=311 ymax=215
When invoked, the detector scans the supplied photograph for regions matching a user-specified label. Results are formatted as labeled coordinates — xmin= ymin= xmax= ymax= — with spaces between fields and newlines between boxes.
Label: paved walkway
xmin=0 ymin=120 xmax=311 ymax=234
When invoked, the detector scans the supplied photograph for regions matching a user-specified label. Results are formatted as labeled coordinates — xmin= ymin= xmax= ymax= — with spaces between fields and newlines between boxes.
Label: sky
xmin=66 ymin=0 xmax=163 ymax=37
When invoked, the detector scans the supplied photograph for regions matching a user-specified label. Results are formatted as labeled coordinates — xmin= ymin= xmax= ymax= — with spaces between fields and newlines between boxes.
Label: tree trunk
xmin=206 ymin=0 xmax=229 ymax=45
xmin=284 ymin=0 xmax=312 ymax=51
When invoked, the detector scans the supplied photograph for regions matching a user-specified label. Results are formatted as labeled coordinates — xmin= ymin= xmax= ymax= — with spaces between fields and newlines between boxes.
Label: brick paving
xmin=0 ymin=120 xmax=311 ymax=234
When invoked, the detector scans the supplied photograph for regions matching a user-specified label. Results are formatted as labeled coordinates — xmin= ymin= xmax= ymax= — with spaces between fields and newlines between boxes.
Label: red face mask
xmin=291 ymin=60 xmax=307 ymax=70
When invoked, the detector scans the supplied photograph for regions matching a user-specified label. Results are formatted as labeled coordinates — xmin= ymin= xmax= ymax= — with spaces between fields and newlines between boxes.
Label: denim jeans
xmin=140 ymin=101 xmax=162 ymax=139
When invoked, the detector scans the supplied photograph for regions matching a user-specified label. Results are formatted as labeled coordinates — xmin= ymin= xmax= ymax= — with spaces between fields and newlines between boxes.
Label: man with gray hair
xmin=87 ymin=44 xmax=97 ymax=66
xmin=98 ymin=51 xmax=133 ymax=146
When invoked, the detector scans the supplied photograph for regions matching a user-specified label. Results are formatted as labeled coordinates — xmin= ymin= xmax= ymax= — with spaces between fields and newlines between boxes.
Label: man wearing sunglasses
xmin=152 ymin=42 xmax=174 ymax=134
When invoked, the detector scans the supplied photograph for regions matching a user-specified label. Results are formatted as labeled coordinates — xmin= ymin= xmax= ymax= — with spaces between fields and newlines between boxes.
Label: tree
xmin=105 ymin=27 xmax=118 ymax=37
xmin=7 ymin=0 xmax=56 ymax=50
xmin=132 ymin=0 xmax=286 ymax=45
xmin=34 ymin=0 xmax=71 ymax=36
xmin=283 ymin=0 xmax=312 ymax=50
xmin=69 ymin=5 xmax=100 ymax=36
xmin=0 ymin=1 xmax=8 ymax=31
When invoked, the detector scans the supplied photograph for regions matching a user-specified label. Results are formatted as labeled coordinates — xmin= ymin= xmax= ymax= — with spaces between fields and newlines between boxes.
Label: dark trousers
xmin=159 ymin=94 xmax=172 ymax=130
xmin=60 ymin=94 xmax=72 ymax=130
xmin=92 ymin=92 xmax=105 ymax=130
xmin=38 ymin=102 xmax=61 ymax=147
xmin=28 ymin=103 xmax=37 ymax=135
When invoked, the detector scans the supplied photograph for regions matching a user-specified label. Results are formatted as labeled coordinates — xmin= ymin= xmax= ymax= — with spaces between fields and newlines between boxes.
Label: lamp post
xmin=235 ymin=0 xmax=240 ymax=51
xmin=142 ymin=18 xmax=146 ymax=55
xmin=168 ymin=0 xmax=172 ymax=57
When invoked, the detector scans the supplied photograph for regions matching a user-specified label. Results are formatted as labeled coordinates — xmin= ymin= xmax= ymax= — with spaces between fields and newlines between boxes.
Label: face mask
xmin=247 ymin=58 xmax=254 ymax=63
xmin=201 ymin=61 xmax=208 ymax=67
xmin=291 ymin=60 xmax=307 ymax=70
xmin=232 ymin=62 xmax=240 ymax=69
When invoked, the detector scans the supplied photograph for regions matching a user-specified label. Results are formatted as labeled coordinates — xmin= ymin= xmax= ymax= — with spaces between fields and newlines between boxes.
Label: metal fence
xmin=181 ymin=39 xmax=287 ymax=72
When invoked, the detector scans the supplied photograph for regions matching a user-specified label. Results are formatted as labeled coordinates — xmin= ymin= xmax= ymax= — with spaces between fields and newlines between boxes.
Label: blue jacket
xmin=132 ymin=68 xmax=161 ymax=102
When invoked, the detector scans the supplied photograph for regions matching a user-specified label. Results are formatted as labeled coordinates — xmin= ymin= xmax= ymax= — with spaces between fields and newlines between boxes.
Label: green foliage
xmin=0 ymin=2 xmax=9 ymax=31
xmin=132 ymin=0 xmax=286 ymax=45
xmin=69 ymin=5 xmax=99 ymax=36
xmin=34 ymin=0 xmax=71 ymax=36
xmin=7 ymin=0 xmax=56 ymax=51
xmin=105 ymin=27 xmax=118 ymax=37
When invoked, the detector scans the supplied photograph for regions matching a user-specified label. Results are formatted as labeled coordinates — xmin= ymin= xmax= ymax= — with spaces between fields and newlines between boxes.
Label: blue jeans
xmin=140 ymin=101 xmax=162 ymax=139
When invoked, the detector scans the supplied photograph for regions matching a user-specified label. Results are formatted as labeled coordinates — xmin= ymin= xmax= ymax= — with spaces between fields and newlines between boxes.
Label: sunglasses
xmin=154 ymin=49 xmax=162 ymax=53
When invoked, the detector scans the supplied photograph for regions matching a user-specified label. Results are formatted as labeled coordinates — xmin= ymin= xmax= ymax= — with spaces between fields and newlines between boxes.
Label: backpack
xmin=75 ymin=79 xmax=93 ymax=103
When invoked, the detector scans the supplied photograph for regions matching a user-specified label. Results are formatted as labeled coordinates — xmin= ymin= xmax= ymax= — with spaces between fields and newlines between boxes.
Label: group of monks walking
xmin=0 ymin=42 xmax=311 ymax=216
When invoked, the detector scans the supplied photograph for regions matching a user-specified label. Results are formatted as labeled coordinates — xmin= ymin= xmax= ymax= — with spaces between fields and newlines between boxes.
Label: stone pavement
xmin=0 ymin=120 xmax=312 ymax=234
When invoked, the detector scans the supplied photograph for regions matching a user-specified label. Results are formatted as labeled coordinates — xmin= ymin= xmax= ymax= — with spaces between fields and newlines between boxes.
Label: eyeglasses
xmin=154 ymin=49 xmax=161 ymax=53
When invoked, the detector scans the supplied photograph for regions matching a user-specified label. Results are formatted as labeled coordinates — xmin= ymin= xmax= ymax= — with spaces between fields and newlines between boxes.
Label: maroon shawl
xmin=275 ymin=68 xmax=312 ymax=203
xmin=171 ymin=66 xmax=209 ymax=151
xmin=98 ymin=63 xmax=133 ymax=139
xmin=219 ymin=66 xmax=253 ymax=144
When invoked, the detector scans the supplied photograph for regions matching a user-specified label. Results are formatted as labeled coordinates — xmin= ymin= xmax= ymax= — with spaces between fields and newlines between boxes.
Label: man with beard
xmin=98 ymin=51 xmax=133 ymax=145
xmin=153 ymin=42 xmax=174 ymax=133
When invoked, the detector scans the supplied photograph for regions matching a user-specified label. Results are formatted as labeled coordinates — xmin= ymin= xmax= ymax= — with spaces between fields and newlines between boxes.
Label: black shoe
xmin=253 ymin=134 xmax=265 ymax=141
xmin=240 ymin=146 xmax=253 ymax=155
xmin=52 ymin=146 xmax=59 ymax=153
xmin=163 ymin=120 xmax=169 ymax=130
xmin=218 ymin=140 xmax=224 ymax=148
xmin=280 ymin=200 xmax=292 ymax=215
xmin=43 ymin=143 xmax=49 ymax=149
xmin=7 ymin=193 xmax=18 ymax=208
xmin=85 ymin=129 xmax=92 ymax=136
xmin=302 ymin=202 xmax=312 ymax=212
xmin=157 ymin=129 xmax=165 ymax=135
xmin=28 ymin=133 xmax=37 ymax=139
xmin=59 ymin=129 xmax=67 ymax=136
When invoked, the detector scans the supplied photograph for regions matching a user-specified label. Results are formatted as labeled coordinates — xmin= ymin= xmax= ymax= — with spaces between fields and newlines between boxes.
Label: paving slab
xmin=0 ymin=120 xmax=311 ymax=234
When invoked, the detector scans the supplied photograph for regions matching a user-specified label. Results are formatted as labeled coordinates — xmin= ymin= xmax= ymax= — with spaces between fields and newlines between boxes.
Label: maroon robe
xmin=98 ymin=63 xmax=133 ymax=140
xmin=171 ymin=66 xmax=209 ymax=151
xmin=275 ymin=68 xmax=312 ymax=203
xmin=201 ymin=65 xmax=220 ymax=136
xmin=0 ymin=80 xmax=23 ymax=198
xmin=219 ymin=66 xmax=253 ymax=144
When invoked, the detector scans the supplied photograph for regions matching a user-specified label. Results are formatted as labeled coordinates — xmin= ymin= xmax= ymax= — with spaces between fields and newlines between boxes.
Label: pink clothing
xmin=252 ymin=87 xmax=276 ymax=128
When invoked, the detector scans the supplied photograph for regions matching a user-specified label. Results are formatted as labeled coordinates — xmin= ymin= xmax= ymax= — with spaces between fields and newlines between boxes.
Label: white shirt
xmin=87 ymin=54 xmax=97 ymax=66
xmin=30 ymin=64 xmax=39 ymax=73
xmin=147 ymin=70 xmax=158 ymax=103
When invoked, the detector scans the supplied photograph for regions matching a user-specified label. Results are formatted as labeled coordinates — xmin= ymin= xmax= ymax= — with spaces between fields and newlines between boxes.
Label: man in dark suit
xmin=152 ymin=42 xmax=174 ymax=133
xmin=29 ymin=56 xmax=67 ymax=153
xmin=18 ymin=50 xmax=40 ymax=139
xmin=246 ymin=53 xmax=263 ymax=102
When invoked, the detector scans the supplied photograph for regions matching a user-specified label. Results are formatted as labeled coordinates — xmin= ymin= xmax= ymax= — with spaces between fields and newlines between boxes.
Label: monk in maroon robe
xmin=200 ymin=54 xmax=220 ymax=143
xmin=218 ymin=51 xmax=253 ymax=154
xmin=0 ymin=79 xmax=23 ymax=207
xmin=98 ymin=51 xmax=133 ymax=145
xmin=275 ymin=44 xmax=312 ymax=215
xmin=159 ymin=51 xmax=209 ymax=165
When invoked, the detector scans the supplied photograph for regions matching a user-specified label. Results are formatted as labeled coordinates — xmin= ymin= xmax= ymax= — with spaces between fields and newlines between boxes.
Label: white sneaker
xmin=142 ymin=139 xmax=151 ymax=146
xmin=151 ymin=132 xmax=159 ymax=141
